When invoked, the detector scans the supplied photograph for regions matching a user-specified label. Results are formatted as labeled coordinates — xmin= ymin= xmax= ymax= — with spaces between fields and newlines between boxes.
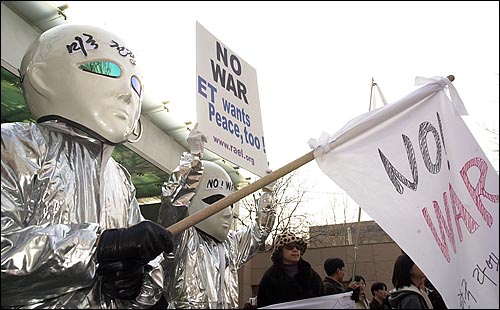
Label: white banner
xmin=310 ymin=77 xmax=499 ymax=309
xmin=260 ymin=291 xmax=354 ymax=309
xmin=196 ymin=22 xmax=268 ymax=176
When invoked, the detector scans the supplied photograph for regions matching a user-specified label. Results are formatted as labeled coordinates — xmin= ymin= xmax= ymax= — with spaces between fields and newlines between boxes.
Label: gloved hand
xmin=98 ymin=260 xmax=145 ymax=300
xmin=96 ymin=220 xmax=173 ymax=265
xmin=187 ymin=123 xmax=207 ymax=157
xmin=350 ymin=286 xmax=361 ymax=302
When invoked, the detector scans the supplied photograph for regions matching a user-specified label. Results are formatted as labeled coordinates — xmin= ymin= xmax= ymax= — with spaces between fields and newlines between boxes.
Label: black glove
xmin=98 ymin=260 xmax=144 ymax=300
xmin=97 ymin=220 xmax=173 ymax=264
xmin=350 ymin=286 xmax=361 ymax=302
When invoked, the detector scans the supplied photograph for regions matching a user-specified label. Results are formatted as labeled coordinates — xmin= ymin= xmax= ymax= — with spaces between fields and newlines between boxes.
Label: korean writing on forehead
xmin=110 ymin=40 xmax=136 ymax=65
xmin=66 ymin=33 xmax=98 ymax=57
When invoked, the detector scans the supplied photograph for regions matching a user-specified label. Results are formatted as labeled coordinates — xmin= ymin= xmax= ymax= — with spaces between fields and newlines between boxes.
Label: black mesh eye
xmin=202 ymin=194 xmax=225 ymax=205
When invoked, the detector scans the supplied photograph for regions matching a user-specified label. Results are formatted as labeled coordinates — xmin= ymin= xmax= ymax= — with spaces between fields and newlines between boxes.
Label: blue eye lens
xmin=131 ymin=75 xmax=142 ymax=98
xmin=79 ymin=61 xmax=121 ymax=78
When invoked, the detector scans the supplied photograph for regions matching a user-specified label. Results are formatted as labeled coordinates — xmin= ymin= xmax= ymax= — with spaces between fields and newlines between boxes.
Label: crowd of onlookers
xmin=245 ymin=232 xmax=447 ymax=309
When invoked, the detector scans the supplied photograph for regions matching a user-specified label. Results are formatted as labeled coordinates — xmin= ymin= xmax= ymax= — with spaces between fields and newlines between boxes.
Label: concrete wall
xmin=309 ymin=220 xmax=395 ymax=247
xmin=238 ymin=241 xmax=403 ymax=307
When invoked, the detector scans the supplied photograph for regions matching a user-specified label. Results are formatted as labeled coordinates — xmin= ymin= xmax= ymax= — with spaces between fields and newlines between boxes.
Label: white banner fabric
xmin=310 ymin=77 xmax=499 ymax=309
xmin=259 ymin=291 xmax=354 ymax=309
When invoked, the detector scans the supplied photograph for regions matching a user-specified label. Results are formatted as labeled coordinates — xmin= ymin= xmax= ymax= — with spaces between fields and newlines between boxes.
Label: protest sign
xmin=196 ymin=22 xmax=268 ymax=176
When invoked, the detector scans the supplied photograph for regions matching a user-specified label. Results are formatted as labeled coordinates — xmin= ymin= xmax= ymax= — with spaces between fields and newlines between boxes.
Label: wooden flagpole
xmin=167 ymin=75 xmax=456 ymax=237
xmin=167 ymin=150 xmax=315 ymax=235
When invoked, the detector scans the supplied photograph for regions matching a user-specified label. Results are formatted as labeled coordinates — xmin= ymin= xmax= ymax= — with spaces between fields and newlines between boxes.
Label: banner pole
xmin=168 ymin=75 xmax=456 ymax=237
xmin=351 ymin=77 xmax=377 ymax=282
xmin=167 ymin=150 xmax=315 ymax=235
xmin=351 ymin=208 xmax=362 ymax=282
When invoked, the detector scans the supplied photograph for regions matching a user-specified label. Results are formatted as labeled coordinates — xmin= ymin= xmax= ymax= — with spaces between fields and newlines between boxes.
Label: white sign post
xmin=196 ymin=22 xmax=268 ymax=176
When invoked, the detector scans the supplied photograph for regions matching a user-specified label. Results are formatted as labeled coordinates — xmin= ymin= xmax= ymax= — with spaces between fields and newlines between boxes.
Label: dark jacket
xmin=369 ymin=298 xmax=392 ymax=309
xmin=425 ymin=279 xmax=447 ymax=309
xmin=388 ymin=285 xmax=432 ymax=309
xmin=257 ymin=259 xmax=324 ymax=308
xmin=323 ymin=276 xmax=345 ymax=295
xmin=323 ymin=276 xmax=361 ymax=302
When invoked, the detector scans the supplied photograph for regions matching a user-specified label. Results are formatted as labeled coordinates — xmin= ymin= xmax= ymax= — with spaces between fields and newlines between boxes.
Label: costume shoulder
xmin=1 ymin=122 xmax=47 ymax=168
xmin=2 ymin=122 xmax=44 ymax=144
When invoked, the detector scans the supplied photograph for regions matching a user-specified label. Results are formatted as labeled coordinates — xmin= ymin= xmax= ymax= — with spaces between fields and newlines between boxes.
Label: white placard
xmin=196 ymin=22 xmax=268 ymax=176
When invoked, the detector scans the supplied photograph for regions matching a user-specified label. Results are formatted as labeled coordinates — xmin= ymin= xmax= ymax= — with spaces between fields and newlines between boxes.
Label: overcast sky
xmin=63 ymin=1 xmax=499 ymax=225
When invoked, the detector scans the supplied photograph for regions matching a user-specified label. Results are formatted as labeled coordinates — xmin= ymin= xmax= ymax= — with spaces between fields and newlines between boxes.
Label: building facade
xmin=238 ymin=221 xmax=403 ymax=306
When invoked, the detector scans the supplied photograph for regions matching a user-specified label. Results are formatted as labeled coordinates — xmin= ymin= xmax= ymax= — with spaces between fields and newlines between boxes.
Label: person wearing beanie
xmin=256 ymin=231 xmax=324 ymax=308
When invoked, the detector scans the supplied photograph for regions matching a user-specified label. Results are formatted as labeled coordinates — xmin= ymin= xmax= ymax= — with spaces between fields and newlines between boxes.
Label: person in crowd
xmin=388 ymin=253 xmax=433 ymax=309
xmin=323 ymin=257 xmax=362 ymax=296
xmin=369 ymin=282 xmax=391 ymax=309
xmin=349 ymin=275 xmax=370 ymax=309
xmin=1 ymin=24 xmax=173 ymax=309
xmin=157 ymin=125 xmax=276 ymax=309
xmin=256 ymin=231 xmax=324 ymax=308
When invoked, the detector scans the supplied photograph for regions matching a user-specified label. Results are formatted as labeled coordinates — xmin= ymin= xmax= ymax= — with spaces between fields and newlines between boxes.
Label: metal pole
xmin=351 ymin=207 xmax=362 ymax=281
xmin=351 ymin=77 xmax=376 ymax=281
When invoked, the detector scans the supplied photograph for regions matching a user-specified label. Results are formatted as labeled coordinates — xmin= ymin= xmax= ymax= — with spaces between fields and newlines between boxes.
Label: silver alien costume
xmin=158 ymin=153 xmax=276 ymax=309
xmin=1 ymin=121 xmax=164 ymax=309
